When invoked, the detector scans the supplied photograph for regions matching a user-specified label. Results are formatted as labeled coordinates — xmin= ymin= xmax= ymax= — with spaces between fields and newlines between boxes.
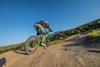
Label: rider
xmin=34 ymin=20 xmax=53 ymax=48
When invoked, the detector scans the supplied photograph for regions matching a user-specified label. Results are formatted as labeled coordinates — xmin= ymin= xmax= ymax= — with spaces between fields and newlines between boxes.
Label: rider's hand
xmin=50 ymin=30 xmax=53 ymax=32
xmin=48 ymin=27 xmax=53 ymax=32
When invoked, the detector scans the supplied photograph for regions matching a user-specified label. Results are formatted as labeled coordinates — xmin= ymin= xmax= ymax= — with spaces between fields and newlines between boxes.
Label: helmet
xmin=44 ymin=21 xmax=48 ymax=23
xmin=40 ymin=20 xmax=44 ymax=22
xmin=40 ymin=20 xmax=48 ymax=23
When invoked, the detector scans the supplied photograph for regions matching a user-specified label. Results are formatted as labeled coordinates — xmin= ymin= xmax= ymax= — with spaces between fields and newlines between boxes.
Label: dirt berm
xmin=0 ymin=35 xmax=100 ymax=67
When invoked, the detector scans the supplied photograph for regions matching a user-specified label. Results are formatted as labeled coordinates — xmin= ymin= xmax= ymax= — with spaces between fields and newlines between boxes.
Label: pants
xmin=34 ymin=24 xmax=46 ymax=43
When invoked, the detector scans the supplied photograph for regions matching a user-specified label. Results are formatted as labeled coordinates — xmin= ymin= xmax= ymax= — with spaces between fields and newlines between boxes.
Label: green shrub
xmin=85 ymin=29 xmax=100 ymax=43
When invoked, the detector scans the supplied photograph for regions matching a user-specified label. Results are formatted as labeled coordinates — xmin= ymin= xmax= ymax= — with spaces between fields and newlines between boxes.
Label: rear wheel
xmin=24 ymin=36 xmax=38 ymax=55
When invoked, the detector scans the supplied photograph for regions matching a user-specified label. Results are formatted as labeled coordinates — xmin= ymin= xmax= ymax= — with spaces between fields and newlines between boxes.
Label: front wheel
xmin=44 ymin=37 xmax=50 ymax=47
xmin=24 ymin=36 xmax=38 ymax=55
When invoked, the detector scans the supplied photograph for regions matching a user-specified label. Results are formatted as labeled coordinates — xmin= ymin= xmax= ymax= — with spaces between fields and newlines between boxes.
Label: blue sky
xmin=0 ymin=0 xmax=100 ymax=46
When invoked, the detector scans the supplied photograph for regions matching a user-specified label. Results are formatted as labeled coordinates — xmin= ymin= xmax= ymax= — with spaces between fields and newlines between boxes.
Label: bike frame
xmin=35 ymin=32 xmax=49 ymax=48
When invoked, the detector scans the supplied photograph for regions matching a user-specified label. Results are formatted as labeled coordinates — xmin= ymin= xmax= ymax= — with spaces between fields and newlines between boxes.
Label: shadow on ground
xmin=13 ymin=50 xmax=27 ymax=55
xmin=63 ymin=43 xmax=84 ymax=47
xmin=87 ymin=50 xmax=100 ymax=54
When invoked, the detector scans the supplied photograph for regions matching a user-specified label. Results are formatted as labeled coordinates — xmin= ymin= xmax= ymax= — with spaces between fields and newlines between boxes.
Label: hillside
xmin=0 ymin=43 xmax=24 ymax=54
xmin=84 ymin=28 xmax=100 ymax=48
xmin=51 ymin=18 xmax=100 ymax=40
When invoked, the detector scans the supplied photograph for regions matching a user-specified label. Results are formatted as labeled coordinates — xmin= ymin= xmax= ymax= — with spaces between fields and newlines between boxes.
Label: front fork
xmin=35 ymin=33 xmax=49 ymax=48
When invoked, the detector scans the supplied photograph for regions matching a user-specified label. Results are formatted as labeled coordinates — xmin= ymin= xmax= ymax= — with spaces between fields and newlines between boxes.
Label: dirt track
xmin=0 ymin=35 xmax=100 ymax=67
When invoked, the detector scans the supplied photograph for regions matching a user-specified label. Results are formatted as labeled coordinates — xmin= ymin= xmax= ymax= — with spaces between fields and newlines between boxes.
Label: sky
xmin=0 ymin=0 xmax=100 ymax=46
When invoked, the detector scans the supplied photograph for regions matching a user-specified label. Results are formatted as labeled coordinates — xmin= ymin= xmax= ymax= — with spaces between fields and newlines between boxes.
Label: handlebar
xmin=46 ymin=31 xmax=50 ymax=33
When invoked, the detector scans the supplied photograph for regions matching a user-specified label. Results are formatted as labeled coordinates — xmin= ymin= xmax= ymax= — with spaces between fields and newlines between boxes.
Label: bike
xmin=24 ymin=31 xmax=50 ymax=55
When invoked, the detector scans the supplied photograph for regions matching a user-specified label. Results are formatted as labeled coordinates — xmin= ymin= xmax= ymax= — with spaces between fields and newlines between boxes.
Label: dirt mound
xmin=0 ymin=35 xmax=100 ymax=67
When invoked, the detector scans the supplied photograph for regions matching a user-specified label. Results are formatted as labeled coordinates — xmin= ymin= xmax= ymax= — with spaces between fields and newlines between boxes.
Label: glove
xmin=50 ymin=30 xmax=53 ymax=32
xmin=48 ymin=27 xmax=53 ymax=32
